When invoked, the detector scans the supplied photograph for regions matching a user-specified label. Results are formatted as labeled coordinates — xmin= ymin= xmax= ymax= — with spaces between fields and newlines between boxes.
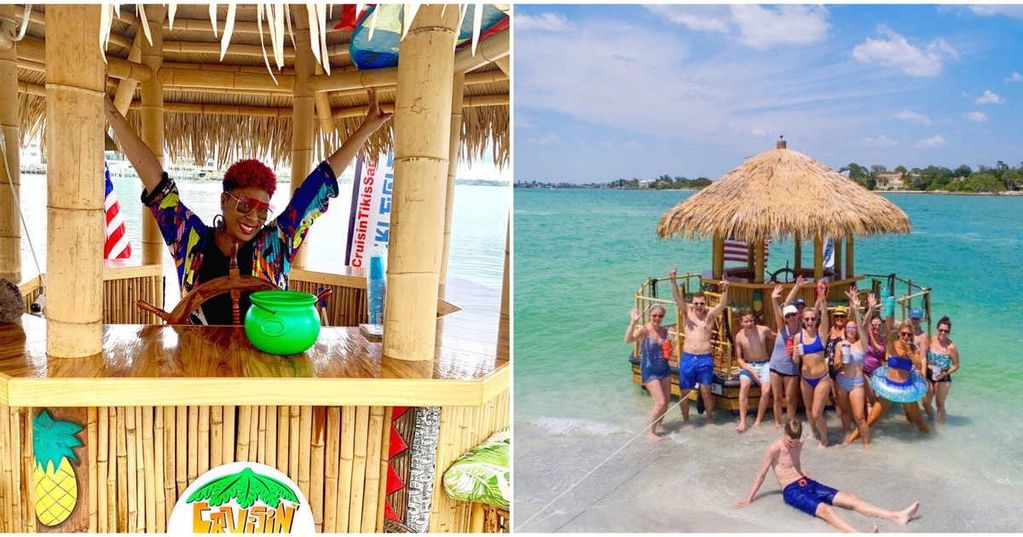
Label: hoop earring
xmin=213 ymin=214 xmax=224 ymax=231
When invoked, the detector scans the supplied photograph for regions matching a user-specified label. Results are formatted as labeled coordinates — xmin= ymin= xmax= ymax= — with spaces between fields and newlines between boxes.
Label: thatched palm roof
xmin=656 ymin=142 xmax=911 ymax=243
xmin=13 ymin=4 xmax=509 ymax=168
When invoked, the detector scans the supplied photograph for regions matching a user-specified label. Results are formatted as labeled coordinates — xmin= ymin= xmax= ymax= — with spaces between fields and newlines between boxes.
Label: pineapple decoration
xmin=32 ymin=410 xmax=84 ymax=527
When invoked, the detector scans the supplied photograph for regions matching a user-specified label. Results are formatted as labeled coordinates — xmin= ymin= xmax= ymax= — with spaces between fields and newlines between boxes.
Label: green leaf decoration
xmin=33 ymin=410 xmax=84 ymax=470
xmin=443 ymin=428 xmax=510 ymax=509
xmin=187 ymin=467 xmax=299 ymax=509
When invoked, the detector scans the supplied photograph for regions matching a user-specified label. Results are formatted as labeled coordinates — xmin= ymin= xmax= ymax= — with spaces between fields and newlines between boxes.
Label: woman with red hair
xmin=105 ymin=90 xmax=391 ymax=324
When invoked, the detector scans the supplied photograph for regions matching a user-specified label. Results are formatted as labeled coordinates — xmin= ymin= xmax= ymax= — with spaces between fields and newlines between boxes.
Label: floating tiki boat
xmin=0 ymin=4 xmax=509 ymax=533
xmin=629 ymin=140 xmax=931 ymax=414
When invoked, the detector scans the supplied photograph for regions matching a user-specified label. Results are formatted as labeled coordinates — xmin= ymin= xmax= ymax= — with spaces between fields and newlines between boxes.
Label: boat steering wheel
xmin=768 ymin=267 xmax=797 ymax=284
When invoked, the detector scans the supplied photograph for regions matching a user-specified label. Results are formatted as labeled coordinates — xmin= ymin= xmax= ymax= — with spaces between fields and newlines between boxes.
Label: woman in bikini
xmin=625 ymin=305 xmax=674 ymax=439
xmin=923 ymin=316 xmax=959 ymax=423
xmin=793 ymin=281 xmax=831 ymax=447
xmin=846 ymin=295 xmax=930 ymax=443
xmin=862 ymin=313 xmax=887 ymax=411
xmin=835 ymin=288 xmax=872 ymax=448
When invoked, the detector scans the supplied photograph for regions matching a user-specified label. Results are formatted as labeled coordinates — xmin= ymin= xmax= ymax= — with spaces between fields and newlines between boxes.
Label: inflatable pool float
xmin=869 ymin=365 xmax=927 ymax=403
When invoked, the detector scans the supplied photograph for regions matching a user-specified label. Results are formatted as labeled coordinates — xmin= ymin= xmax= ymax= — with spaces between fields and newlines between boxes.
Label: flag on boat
xmin=344 ymin=152 xmax=394 ymax=269
xmin=823 ymin=237 xmax=835 ymax=271
xmin=104 ymin=163 xmax=132 ymax=260
xmin=724 ymin=239 xmax=770 ymax=263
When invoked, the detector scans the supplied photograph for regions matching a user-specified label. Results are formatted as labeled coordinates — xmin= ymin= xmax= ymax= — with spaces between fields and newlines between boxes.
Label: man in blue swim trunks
xmin=736 ymin=419 xmax=920 ymax=532
xmin=670 ymin=268 xmax=730 ymax=424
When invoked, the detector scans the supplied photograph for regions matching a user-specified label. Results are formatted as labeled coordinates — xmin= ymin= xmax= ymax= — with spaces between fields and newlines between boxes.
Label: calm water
xmin=515 ymin=189 xmax=1023 ymax=532
xmin=17 ymin=173 xmax=509 ymax=299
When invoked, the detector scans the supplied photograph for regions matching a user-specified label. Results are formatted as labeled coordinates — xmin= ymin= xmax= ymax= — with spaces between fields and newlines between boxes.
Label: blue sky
xmin=514 ymin=4 xmax=1023 ymax=182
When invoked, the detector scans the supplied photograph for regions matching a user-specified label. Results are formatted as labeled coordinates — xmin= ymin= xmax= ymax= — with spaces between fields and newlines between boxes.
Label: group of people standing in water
xmin=625 ymin=272 xmax=960 ymax=447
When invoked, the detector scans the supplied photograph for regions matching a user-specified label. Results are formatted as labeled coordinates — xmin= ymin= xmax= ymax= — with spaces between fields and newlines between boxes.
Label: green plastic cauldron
xmin=244 ymin=290 xmax=320 ymax=355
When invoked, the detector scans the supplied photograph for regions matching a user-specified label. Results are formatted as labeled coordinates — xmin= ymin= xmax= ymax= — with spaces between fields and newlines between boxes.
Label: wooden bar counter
xmin=0 ymin=313 xmax=509 ymax=533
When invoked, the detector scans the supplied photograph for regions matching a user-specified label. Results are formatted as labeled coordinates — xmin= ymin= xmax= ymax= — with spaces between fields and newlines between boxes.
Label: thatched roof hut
xmin=657 ymin=140 xmax=910 ymax=244
xmin=12 ymin=4 xmax=509 ymax=168
xmin=657 ymin=140 xmax=911 ymax=283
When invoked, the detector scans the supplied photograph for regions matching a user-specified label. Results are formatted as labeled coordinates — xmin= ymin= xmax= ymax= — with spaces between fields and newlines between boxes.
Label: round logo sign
xmin=167 ymin=462 xmax=314 ymax=534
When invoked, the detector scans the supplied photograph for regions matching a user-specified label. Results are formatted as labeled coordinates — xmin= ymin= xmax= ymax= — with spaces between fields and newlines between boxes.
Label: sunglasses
xmin=900 ymin=332 xmax=913 ymax=337
xmin=937 ymin=328 xmax=949 ymax=334
xmin=833 ymin=314 xmax=847 ymax=318
xmin=785 ymin=313 xmax=797 ymax=318
xmin=803 ymin=317 xmax=817 ymax=322
xmin=225 ymin=191 xmax=273 ymax=221
xmin=651 ymin=313 xmax=664 ymax=318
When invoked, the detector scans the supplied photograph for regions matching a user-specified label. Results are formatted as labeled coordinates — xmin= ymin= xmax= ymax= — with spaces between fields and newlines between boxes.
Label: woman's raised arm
xmin=104 ymin=96 xmax=164 ymax=194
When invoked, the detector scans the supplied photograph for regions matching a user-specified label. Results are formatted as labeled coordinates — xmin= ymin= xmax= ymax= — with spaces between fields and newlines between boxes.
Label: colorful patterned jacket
xmin=142 ymin=161 xmax=338 ymax=293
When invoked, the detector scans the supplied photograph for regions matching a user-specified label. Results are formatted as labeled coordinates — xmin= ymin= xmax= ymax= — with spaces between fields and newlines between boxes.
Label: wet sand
xmin=515 ymin=404 xmax=1023 ymax=533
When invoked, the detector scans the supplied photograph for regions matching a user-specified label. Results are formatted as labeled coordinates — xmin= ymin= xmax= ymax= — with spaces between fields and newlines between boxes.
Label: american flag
xmin=104 ymin=163 xmax=132 ymax=260
xmin=724 ymin=238 xmax=770 ymax=264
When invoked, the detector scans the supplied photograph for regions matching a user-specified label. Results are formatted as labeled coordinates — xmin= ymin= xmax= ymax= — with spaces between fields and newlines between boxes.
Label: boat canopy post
xmin=439 ymin=72 xmax=466 ymax=298
xmin=845 ymin=234 xmax=855 ymax=278
xmin=813 ymin=234 xmax=824 ymax=280
xmin=290 ymin=6 xmax=316 ymax=269
xmin=712 ymin=234 xmax=724 ymax=279
xmin=140 ymin=6 xmax=168 ymax=269
xmin=0 ymin=8 xmax=21 ymax=284
xmin=834 ymin=238 xmax=843 ymax=279
xmin=793 ymin=231 xmax=802 ymax=273
xmin=753 ymin=239 xmax=766 ymax=283
xmin=45 ymin=5 xmax=105 ymax=356
xmin=499 ymin=217 xmax=509 ymax=345
xmin=383 ymin=5 xmax=459 ymax=361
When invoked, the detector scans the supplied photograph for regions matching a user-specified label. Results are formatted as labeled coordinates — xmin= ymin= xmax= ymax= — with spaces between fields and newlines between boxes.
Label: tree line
xmin=844 ymin=161 xmax=1021 ymax=193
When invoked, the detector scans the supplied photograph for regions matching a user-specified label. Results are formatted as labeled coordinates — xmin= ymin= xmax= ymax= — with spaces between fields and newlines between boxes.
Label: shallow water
xmin=514 ymin=189 xmax=1023 ymax=532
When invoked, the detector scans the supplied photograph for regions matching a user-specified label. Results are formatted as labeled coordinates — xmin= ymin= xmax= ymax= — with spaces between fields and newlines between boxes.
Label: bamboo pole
xmin=113 ymin=31 xmax=145 ymax=114
xmin=313 ymin=64 xmax=336 ymax=134
xmin=175 ymin=406 xmax=187 ymax=495
xmin=86 ymin=407 xmax=98 ymax=532
xmin=349 ymin=407 xmax=370 ymax=531
xmin=0 ymin=407 xmax=9 ymax=533
xmin=237 ymin=406 xmax=252 ymax=461
xmin=162 ymin=40 xmax=296 ymax=60
xmin=142 ymin=407 xmax=156 ymax=532
xmin=498 ymin=218 xmax=510 ymax=347
xmin=198 ymin=406 xmax=210 ymax=475
xmin=125 ymin=407 xmax=138 ymax=532
xmin=210 ymin=406 xmax=223 ymax=468
xmin=248 ymin=405 xmax=259 ymax=463
xmin=162 ymin=407 xmax=176 ymax=522
xmin=18 ymin=409 xmax=34 ymax=533
xmin=158 ymin=65 xmax=294 ymax=93
xmin=712 ymin=234 xmax=724 ymax=280
xmin=845 ymin=235 xmax=855 ymax=278
xmin=323 ymin=407 xmax=341 ymax=533
xmin=453 ymin=29 xmax=510 ymax=73
xmin=495 ymin=56 xmax=510 ymax=77
xmin=140 ymin=6 xmax=167 ymax=270
xmin=265 ymin=405 xmax=277 ymax=470
xmin=256 ymin=406 xmax=267 ymax=463
xmin=814 ymin=235 xmax=824 ymax=281
xmin=834 ymin=238 xmax=843 ymax=279
xmin=161 ymin=17 xmax=348 ymax=37
xmin=187 ymin=406 xmax=198 ymax=489
xmin=298 ymin=406 xmax=313 ymax=504
xmin=336 ymin=406 xmax=355 ymax=531
xmin=290 ymin=6 xmax=315 ymax=269
xmin=153 ymin=407 xmax=166 ymax=532
xmin=288 ymin=406 xmax=300 ymax=481
xmin=277 ymin=406 xmax=289 ymax=473
xmin=372 ymin=406 xmax=391 ymax=532
xmin=109 ymin=408 xmax=119 ymax=532
xmin=383 ymin=5 xmax=459 ymax=361
xmin=44 ymin=5 xmax=105 ymax=356
xmin=794 ymin=231 xmax=802 ymax=272
xmin=97 ymin=408 xmax=109 ymax=532
xmin=134 ymin=407 xmax=146 ymax=532
xmin=310 ymin=407 xmax=326 ymax=532
xmin=439 ymin=73 xmax=466 ymax=298
xmin=223 ymin=405 xmax=235 ymax=465
xmin=0 ymin=17 xmax=20 ymax=284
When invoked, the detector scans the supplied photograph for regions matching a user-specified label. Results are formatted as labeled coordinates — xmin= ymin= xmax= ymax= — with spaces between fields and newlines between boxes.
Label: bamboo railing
xmin=289 ymin=268 xmax=367 ymax=327
xmin=102 ymin=265 xmax=165 ymax=325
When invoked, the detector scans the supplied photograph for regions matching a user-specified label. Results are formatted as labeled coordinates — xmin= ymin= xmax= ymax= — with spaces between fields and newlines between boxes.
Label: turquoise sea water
xmin=18 ymin=174 xmax=508 ymax=297
xmin=515 ymin=189 xmax=1023 ymax=532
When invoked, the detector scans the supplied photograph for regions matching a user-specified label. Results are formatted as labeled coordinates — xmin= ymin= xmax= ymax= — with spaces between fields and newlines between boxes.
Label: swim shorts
xmin=739 ymin=360 xmax=770 ymax=385
xmin=783 ymin=477 xmax=838 ymax=516
xmin=680 ymin=352 xmax=714 ymax=389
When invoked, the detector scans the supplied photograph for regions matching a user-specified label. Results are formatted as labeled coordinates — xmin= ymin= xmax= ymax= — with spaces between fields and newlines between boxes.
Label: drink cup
xmin=661 ymin=339 xmax=672 ymax=360
xmin=931 ymin=367 xmax=942 ymax=382
xmin=841 ymin=344 xmax=851 ymax=365
xmin=795 ymin=343 xmax=804 ymax=357
xmin=786 ymin=336 xmax=795 ymax=357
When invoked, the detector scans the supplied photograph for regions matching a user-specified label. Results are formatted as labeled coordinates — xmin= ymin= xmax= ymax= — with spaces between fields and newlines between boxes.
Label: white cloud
xmin=893 ymin=110 xmax=932 ymax=126
xmin=516 ymin=12 xmax=570 ymax=32
xmin=750 ymin=128 xmax=768 ymax=137
xmin=645 ymin=4 xmax=829 ymax=48
xmin=731 ymin=5 xmax=830 ymax=49
xmin=969 ymin=5 xmax=1023 ymax=19
xmin=1006 ymin=72 xmax=1023 ymax=83
xmin=646 ymin=5 xmax=730 ymax=33
xmin=851 ymin=26 xmax=958 ymax=77
xmin=965 ymin=111 xmax=989 ymax=123
xmin=530 ymin=134 xmax=561 ymax=146
xmin=975 ymin=90 xmax=1004 ymax=104
xmin=915 ymin=135 xmax=947 ymax=148
xmin=862 ymin=135 xmax=899 ymax=148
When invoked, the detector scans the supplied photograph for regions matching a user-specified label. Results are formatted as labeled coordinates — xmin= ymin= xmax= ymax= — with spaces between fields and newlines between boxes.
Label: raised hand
xmin=867 ymin=292 xmax=878 ymax=309
xmin=669 ymin=267 xmax=677 ymax=279
xmin=361 ymin=88 xmax=393 ymax=133
xmin=771 ymin=284 xmax=783 ymax=300
xmin=794 ymin=274 xmax=806 ymax=288
xmin=630 ymin=308 xmax=641 ymax=322
xmin=719 ymin=279 xmax=730 ymax=292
